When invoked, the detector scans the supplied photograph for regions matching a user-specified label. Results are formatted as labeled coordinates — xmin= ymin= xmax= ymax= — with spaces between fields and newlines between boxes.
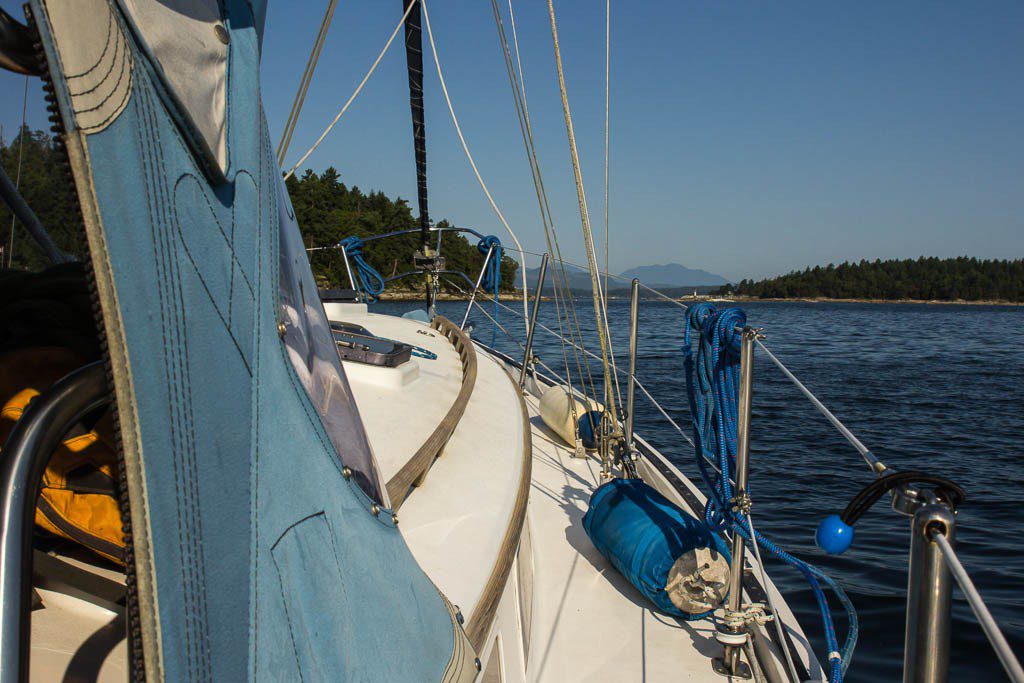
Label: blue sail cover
xmin=30 ymin=0 xmax=475 ymax=680
xmin=583 ymin=478 xmax=731 ymax=620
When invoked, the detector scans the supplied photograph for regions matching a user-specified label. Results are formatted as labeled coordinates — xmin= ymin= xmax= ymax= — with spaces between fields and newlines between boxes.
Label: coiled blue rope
xmin=477 ymin=235 xmax=503 ymax=346
xmin=339 ymin=236 xmax=385 ymax=302
xmin=683 ymin=303 xmax=857 ymax=682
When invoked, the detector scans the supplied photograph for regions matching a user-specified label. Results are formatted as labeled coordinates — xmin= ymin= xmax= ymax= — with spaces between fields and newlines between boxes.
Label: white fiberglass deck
xmin=522 ymin=390 xmax=735 ymax=682
xmin=330 ymin=307 xmax=820 ymax=681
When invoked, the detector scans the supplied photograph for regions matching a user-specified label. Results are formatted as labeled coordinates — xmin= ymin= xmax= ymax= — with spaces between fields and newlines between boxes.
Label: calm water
xmin=377 ymin=298 xmax=1024 ymax=681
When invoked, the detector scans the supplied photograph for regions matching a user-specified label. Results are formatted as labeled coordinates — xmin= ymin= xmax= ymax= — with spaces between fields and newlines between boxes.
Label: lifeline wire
xmin=933 ymin=533 xmax=1024 ymax=683
xmin=499 ymin=242 xmax=693 ymax=311
xmin=491 ymin=0 xmax=599 ymax=437
xmin=754 ymin=339 xmax=886 ymax=474
xmin=276 ymin=0 xmax=338 ymax=166
xmin=469 ymin=260 xmax=1009 ymax=681
xmin=462 ymin=286 xmax=742 ymax=476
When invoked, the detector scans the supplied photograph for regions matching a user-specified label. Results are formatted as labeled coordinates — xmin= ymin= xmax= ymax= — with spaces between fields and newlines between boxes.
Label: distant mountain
xmin=524 ymin=263 xmax=594 ymax=291
xmin=618 ymin=263 xmax=728 ymax=288
xmin=522 ymin=261 xmax=728 ymax=293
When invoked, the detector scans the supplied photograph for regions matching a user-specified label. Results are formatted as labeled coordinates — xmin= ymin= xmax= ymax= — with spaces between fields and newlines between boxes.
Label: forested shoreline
xmin=1 ymin=130 xmax=517 ymax=291
xmin=285 ymin=168 xmax=518 ymax=291
xmin=3 ymin=131 xmax=1020 ymax=302
xmin=719 ymin=258 xmax=1023 ymax=302
xmin=0 ymin=129 xmax=85 ymax=270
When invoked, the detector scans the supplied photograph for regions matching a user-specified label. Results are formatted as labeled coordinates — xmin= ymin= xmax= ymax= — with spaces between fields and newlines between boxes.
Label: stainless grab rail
xmin=0 ymin=362 xmax=110 ymax=683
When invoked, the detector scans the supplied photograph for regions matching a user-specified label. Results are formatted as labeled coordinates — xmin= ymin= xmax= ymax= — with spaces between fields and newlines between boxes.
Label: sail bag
xmin=583 ymin=478 xmax=731 ymax=620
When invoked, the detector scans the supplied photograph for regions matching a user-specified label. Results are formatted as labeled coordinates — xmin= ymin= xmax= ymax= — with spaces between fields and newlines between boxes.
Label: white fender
xmin=539 ymin=385 xmax=599 ymax=449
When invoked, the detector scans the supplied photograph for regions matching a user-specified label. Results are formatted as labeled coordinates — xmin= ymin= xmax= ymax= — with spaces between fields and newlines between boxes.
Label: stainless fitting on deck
xmin=340 ymin=244 xmax=359 ymax=300
xmin=624 ymin=279 xmax=640 ymax=456
xmin=519 ymin=253 xmax=549 ymax=389
xmin=459 ymin=245 xmax=493 ymax=330
xmin=903 ymin=493 xmax=956 ymax=683
xmin=413 ymin=248 xmax=446 ymax=315
xmin=714 ymin=326 xmax=759 ymax=679
xmin=599 ymin=410 xmax=614 ymax=480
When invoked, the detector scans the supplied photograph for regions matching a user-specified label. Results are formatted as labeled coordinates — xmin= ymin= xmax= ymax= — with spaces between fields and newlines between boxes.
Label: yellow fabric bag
xmin=0 ymin=348 xmax=124 ymax=564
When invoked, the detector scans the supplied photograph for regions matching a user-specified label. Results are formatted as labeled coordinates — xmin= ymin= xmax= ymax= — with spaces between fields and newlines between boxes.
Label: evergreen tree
xmin=719 ymin=257 xmax=1023 ymax=302
xmin=0 ymin=127 xmax=84 ymax=270
xmin=285 ymin=168 xmax=517 ymax=292
xmin=1 ymin=133 xmax=518 ymax=294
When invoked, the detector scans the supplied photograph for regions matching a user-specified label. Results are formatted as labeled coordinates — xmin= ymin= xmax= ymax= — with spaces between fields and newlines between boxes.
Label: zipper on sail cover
xmin=25 ymin=6 xmax=146 ymax=679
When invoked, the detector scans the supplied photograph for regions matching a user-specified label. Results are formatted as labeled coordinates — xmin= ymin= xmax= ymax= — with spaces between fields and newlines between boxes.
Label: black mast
xmin=401 ymin=0 xmax=437 ymax=310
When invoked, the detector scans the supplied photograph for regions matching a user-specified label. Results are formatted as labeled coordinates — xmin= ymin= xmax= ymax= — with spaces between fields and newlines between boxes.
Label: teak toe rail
xmin=464 ymin=365 xmax=532 ymax=652
xmin=386 ymin=316 xmax=477 ymax=510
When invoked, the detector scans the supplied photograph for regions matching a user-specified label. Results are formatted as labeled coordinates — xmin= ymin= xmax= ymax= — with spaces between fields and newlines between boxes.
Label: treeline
xmin=1 ymin=130 xmax=517 ymax=292
xmin=285 ymin=168 xmax=518 ymax=291
xmin=722 ymin=257 xmax=1024 ymax=302
xmin=0 ymin=128 xmax=84 ymax=271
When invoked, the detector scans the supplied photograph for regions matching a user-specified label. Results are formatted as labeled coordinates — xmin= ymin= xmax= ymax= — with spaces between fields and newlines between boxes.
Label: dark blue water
xmin=377 ymin=298 xmax=1024 ymax=681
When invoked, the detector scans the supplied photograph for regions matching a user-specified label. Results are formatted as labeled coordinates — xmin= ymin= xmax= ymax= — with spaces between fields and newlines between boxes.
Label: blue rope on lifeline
xmin=682 ymin=303 xmax=858 ymax=683
xmin=338 ymin=236 xmax=385 ymax=302
xmin=477 ymin=235 xmax=503 ymax=346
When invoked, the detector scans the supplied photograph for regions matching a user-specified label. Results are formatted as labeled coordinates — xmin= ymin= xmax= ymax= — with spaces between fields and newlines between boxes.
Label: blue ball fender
xmin=816 ymin=514 xmax=855 ymax=555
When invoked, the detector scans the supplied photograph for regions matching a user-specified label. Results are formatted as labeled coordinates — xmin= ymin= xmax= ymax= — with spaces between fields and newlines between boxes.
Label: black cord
xmin=841 ymin=470 xmax=965 ymax=525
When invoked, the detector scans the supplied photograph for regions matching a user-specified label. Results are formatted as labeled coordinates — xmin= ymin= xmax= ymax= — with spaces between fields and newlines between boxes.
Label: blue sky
xmin=1 ymin=1 xmax=1021 ymax=280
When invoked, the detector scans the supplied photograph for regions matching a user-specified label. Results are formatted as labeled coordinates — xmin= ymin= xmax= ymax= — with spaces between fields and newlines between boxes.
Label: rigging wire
xmin=505 ymin=0 xmax=529 ymax=116
xmin=491 ymin=0 xmax=598 ymax=429
xmin=276 ymin=0 xmax=338 ymax=167
xmin=6 ymin=76 xmax=29 ymax=268
xmin=419 ymin=0 xmax=530 ymax=325
xmin=284 ymin=1 xmax=419 ymax=180
xmin=544 ymin=0 xmax=622 ymax=425
xmin=501 ymin=241 xmax=696 ymax=311
xmin=457 ymin=282 xmax=734 ymax=477
xmin=0 ymin=160 xmax=67 ymax=265
xmin=603 ymin=0 xmax=611 ymax=311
